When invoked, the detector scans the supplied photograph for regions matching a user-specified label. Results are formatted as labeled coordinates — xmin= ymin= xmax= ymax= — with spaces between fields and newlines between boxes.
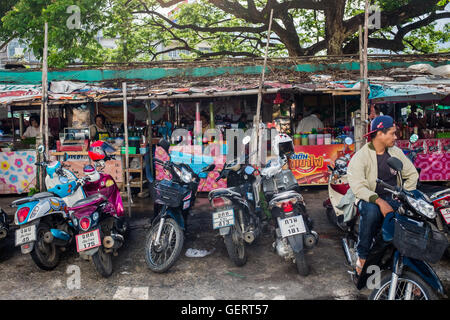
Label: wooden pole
xmin=363 ymin=0 xmax=369 ymax=133
xmin=123 ymin=82 xmax=132 ymax=217
xmin=43 ymin=22 xmax=49 ymax=163
xmin=146 ymin=100 xmax=154 ymax=177
xmin=254 ymin=8 xmax=274 ymax=167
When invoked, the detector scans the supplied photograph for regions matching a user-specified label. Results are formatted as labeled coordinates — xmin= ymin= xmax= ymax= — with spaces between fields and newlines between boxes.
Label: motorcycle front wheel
xmin=30 ymin=222 xmax=60 ymax=271
xmin=369 ymin=271 xmax=438 ymax=300
xmin=145 ymin=218 xmax=184 ymax=273
xmin=223 ymin=222 xmax=247 ymax=267
xmin=92 ymin=245 xmax=113 ymax=278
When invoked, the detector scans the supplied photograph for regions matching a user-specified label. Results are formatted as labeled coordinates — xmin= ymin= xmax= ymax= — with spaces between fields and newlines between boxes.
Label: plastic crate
xmin=152 ymin=180 xmax=190 ymax=208
xmin=393 ymin=217 xmax=448 ymax=264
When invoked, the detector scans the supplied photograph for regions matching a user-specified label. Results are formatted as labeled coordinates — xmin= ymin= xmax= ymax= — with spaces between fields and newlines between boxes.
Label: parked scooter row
xmin=10 ymin=141 xmax=127 ymax=277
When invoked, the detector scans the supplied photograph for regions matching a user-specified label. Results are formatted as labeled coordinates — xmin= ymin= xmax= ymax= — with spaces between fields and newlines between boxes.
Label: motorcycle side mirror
xmin=38 ymin=145 xmax=45 ymax=154
xmin=157 ymin=138 xmax=171 ymax=155
xmin=409 ymin=134 xmax=419 ymax=144
xmin=64 ymin=152 xmax=69 ymax=162
xmin=387 ymin=157 xmax=403 ymax=173
xmin=203 ymin=164 xmax=216 ymax=172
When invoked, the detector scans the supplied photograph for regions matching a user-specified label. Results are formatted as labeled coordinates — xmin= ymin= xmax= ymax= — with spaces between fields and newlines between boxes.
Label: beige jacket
xmin=347 ymin=142 xmax=419 ymax=203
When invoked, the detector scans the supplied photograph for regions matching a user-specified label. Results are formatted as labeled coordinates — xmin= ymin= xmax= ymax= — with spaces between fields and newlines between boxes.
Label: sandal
xmin=355 ymin=258 xmax=366 ymax=276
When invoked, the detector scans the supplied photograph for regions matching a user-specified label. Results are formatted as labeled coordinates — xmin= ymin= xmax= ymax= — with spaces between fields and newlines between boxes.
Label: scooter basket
xmin=393 ymin=218 xmax=448 ymax=264
xmin=263 ymin=169 xmax=298 ymax=198
xmin=152 ymin=180 xmax=190 ymax=208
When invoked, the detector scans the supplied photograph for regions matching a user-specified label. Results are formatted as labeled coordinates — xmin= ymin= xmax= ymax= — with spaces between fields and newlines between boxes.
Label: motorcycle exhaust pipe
xmin=44 ymin=231 xmax=54 ymax=244
xmin=43 ymin=231 xmax=69 ymax=246
xmin=342 ymin=238 xmax=353 ymax=266
xmin=103 ymin=234 xmax=124 ymax=249
xmin=244 ymin=231 xmax=255 ymax=244
xmin=0 ymin=228 xmax=7 ymax=240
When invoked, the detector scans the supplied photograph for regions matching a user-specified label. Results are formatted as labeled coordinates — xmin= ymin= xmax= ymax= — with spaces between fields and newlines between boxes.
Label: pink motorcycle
xmin=68 ymin=141 xmax=127 ymax=277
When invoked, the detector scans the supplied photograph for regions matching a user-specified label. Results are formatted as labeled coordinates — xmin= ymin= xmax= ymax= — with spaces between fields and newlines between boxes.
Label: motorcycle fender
xmin=219 ymin=227 xmax=231 ymax=236
xmin=287 ymin=234 xmax=304 ymax=253
xmin=402 ymin=256 xmax=446 ymax=296
xmin=80 ymin=247 xmax=100 ymax=256
xmin=21 ymin=242 xmax=34 ymax=254
xmin=165 ymin=209 xmax=185 ymax=230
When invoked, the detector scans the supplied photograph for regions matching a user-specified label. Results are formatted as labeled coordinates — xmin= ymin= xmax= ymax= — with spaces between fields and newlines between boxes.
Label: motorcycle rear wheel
xmin=92 ymin=245 xmax=113 ymax=278
xmin=369 ymin=271 xmax=438 ymax=300
xmin=30 ymin=222 xmax=60 ymax=271
xmin=224 ymin=223 xmax=247 ymax=267
xmin=145 ymin=218 xmax=184 ymax=273
xmin=294 ymin=250 xmax=310 ymax=276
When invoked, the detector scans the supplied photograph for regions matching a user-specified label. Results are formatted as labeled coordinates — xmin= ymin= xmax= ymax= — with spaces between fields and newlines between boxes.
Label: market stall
xmin=370 ymin=83 xmax=450 ymax=182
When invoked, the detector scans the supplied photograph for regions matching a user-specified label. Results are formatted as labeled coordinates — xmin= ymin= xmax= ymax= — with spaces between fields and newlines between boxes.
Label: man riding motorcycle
xmin=347 ymin=115 xmax=419 ymax=275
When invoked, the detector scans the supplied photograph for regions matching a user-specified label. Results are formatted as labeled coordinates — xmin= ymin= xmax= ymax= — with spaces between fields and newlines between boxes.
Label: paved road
xmin=1 ymin=187 xmax=449 ymax=300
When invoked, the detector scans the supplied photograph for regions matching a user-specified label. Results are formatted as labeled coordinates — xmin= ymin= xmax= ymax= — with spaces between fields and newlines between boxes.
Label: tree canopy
xmin=1 ymin=0 xmax=449 ymax=66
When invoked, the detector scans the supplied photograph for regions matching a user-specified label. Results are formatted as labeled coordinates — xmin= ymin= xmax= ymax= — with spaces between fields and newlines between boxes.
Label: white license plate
xmin=278 ymin=215 xmax=306 ymax=238
xmin=440 ymin=208 xmax=450 ymax=224
xmin=76 ymin=229 xmax=101 ymax=252
xmin=15 ymin=225 xmax=37 ymax=246
xmin=212 ymin=209 xmax=235 ymax=230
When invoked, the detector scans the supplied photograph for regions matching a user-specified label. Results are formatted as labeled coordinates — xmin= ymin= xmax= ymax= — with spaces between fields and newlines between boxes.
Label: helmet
xmin=83 ymin=164 xmax=100 ymax=182
xmin=88 ymin=140 xmax=116 ymax=162
xmin=272 ymin=133 xmax=294 ymax=156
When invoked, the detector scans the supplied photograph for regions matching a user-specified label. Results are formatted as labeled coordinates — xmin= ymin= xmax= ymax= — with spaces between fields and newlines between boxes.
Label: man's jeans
xmin=356 ymin=195 xmax=401 ymax=260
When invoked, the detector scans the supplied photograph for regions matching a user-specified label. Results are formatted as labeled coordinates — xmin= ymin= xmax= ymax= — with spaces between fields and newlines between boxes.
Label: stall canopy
xmin=1 ymin=54 xmax=449 ymax=106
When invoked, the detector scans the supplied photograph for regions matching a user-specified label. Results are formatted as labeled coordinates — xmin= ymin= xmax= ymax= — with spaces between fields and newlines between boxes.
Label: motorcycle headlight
xmin=407 ymin=196 xmax=436 ymax=219
xmin=181 ymin=167 xmax=193 ymax=183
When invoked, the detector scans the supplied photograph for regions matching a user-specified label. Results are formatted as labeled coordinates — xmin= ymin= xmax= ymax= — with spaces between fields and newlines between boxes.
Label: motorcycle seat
xmin=69 ymin=193 xmax=107 ymax=210
xmin=208 ymin=187 xmax=242 ymax=201
xmin=11 ymin=192 xmax=55 ymax=206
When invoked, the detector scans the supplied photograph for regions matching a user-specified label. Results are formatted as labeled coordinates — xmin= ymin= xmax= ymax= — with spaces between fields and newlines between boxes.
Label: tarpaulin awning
xmin=369 ymin=83 xmax=449 ymax=103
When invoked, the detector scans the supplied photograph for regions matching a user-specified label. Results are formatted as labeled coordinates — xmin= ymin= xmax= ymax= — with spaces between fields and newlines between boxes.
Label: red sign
xmin=289 ymin=144 xmax=355 ymax=185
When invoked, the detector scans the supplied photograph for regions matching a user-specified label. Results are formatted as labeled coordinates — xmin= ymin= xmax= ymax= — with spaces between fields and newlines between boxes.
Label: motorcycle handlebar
xmin=376 ymin=178 xmax=398 ymax=193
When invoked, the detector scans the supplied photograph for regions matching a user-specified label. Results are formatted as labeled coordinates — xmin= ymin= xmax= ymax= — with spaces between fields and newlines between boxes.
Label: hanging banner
xmin=289 ymin=144 xmax=355 ymax=185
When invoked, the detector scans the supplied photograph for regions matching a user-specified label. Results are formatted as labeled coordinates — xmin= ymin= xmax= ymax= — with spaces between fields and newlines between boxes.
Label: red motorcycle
xmin=68 ymin=141 xmax=127 ymax=277
xmin=430 ymin=189 xmax=450 ymax=258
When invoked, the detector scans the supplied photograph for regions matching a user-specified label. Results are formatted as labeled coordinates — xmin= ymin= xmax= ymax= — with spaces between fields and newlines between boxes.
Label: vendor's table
xmin=154 ymin=144 xmax=227 ymax=192
xmin=396 ymin=139 xmax=450 ymax=182
xmin=0 ymin=150 xmax=37 ymax=194
xmin=289 ymin=144 xmax=355 ymax=185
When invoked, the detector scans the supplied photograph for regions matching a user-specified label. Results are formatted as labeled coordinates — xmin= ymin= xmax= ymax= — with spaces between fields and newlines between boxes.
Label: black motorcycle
xmin=0 ymin=207 xmax=9 ymax=251
xmin=260 ymin=154 xmax=317 ymax=276
xmin=208 ymin=152 xmax=262 ymax=267
xmin=144 ymin=139 xmax=215 ymax=273
xmin=349 ymin=157 xmax=448 ymax=300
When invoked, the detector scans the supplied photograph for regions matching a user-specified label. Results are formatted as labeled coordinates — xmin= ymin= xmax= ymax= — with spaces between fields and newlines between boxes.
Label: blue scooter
xmin=12 ymin=145 xmax=85 ymax=270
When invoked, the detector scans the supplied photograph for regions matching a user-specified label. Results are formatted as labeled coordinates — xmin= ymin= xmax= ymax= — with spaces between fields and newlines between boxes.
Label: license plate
xmin=15 ymin=225 xmax=37 ymax=246
xmin=440 ymin=208 xmax=450 ymax=224
xmin=76 ymin=229 xmax=101 ymax=252
xmin=278 ymin=215 xmax=306 ymax=238
xmin=212 ymin=209 xmax=235 ymax=230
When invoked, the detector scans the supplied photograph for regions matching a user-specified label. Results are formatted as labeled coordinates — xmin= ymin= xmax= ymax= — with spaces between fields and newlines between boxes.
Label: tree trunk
xmin=324 ymin=0 xmax=347 ymax=55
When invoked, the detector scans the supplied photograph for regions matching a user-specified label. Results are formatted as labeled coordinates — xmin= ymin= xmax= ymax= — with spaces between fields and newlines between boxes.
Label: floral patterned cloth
xmin=0 ymin=151 xmax=36 ymax=194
